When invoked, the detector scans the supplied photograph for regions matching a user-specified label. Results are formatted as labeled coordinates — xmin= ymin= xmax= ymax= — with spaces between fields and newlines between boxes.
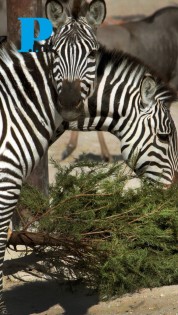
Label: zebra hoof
xmin=102 ymin=155 xmax=113 ymax=163
xmin=61 ymin=144 xmax=76 ymax=160
xmin=61 ymin=149 xmax=70 ymax=160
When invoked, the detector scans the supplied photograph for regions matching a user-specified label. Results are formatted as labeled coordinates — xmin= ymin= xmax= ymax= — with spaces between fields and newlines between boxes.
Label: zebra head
xmin=120 ymin=74 xmax=178 ymax=185
xmin=46 ymin=0 xmax=106 ymax=121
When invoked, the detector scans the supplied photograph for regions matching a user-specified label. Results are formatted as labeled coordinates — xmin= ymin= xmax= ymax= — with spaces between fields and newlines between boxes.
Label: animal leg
xmin=0 ymin=175 xmax=22 ymax=315
xmin=97 ymin=132 xmax=113 ymax=162
xmin=61 ymin=131 xmax=79 ymax=160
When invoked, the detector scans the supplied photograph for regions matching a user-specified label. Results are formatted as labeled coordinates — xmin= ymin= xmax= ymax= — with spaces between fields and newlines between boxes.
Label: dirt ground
xmin=3 ymin=1 xmax=178 ymax=315
xmin=3 ymin=278 xmax=178 ymax=315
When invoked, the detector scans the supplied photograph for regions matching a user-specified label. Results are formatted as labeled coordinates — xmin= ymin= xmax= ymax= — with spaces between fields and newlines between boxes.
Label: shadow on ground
xmin=4 ymin=280 xmax=99 ymax=315
xmin=74 ymin=153 xmax=123 ymax=163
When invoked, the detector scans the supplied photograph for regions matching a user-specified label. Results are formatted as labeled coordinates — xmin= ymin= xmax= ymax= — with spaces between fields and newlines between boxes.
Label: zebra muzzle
xmin=173 ymin=170 xmax=178 ymax=184
xmin=164 ymin=170 xmax=178 ymax=188
xmin=59 ymin=102 xmax=84 ymax=121
xmin=60 ymin=112 xmax=80 ymax=121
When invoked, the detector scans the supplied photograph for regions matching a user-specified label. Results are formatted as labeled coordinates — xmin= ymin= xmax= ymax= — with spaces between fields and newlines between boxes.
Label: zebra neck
xmin=70 ymin=46 xmax=174 ymax=135
xmin=67 ymin=47 xmax=147 ymax=133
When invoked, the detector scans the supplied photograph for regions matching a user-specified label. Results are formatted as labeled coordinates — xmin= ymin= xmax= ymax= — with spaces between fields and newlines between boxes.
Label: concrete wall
xmin=105 ymin=0 xmax=178 ymax=16
xmin=1 ymin=0 xmax=178 ymax=35
xmin=0 ymin=1 xmax=6 ymax=35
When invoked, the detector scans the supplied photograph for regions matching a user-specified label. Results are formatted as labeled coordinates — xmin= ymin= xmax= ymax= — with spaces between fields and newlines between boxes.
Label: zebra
xmin=0 ymin=0 xmax=106 ymax=313
xmin=62 ymin=6 xmax=178 ymax=161
xmin=55 ymin=46 xmax=178 ymax=185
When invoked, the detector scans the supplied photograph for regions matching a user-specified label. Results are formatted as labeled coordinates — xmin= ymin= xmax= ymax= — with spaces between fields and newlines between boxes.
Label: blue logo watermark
xmin=18 ymin=18 xmax=53 ymax=53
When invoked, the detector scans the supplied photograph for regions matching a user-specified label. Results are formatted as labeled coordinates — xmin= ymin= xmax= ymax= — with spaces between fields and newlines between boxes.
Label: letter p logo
xmin=18 ymin=18 xmax=53 ymax=52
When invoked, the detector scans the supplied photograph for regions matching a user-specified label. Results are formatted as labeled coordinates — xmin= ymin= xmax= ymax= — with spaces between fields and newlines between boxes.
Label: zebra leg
xmin=0 ymin=238 xmax=11 ymax=315
xmin=61 ymin=131 xmax=79 ymax=160
xmin=0 ymin=226 xmax=13 ymax=315
xmin=0 ymin=218 xmax=19 ymax=315
xmin=97 ymin=132 xmax=113 ymax=162
xmin=0 ymin=176 xmax=22 ymax=315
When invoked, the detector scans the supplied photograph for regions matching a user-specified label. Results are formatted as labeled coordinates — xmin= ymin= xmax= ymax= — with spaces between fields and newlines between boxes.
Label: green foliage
xmin=15 ymin=182 xmax=48 ymax=229
xmin=17 ymin=160 xmax=178 ymax=299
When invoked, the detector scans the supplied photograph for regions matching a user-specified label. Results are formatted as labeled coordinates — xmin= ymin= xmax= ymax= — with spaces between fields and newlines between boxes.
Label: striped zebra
xmin=0 ymin=0 xmax=106 ymax=313
xmin=56 ymin=46 xmax=178 ymax=184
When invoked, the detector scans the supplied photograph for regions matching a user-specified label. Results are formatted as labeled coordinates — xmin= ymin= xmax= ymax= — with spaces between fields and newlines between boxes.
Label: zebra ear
xmin=140 ymin=76 xmax=157 ymax=108
xmin=85 ymin=0 xmax=106 ymax=27
xmin=45 ymin=0 xmax=67 ymax=29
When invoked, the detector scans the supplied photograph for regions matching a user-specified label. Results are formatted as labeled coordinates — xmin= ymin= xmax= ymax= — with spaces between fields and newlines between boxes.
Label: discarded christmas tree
xmin=8 ymin=160 xmax=178 ymax=298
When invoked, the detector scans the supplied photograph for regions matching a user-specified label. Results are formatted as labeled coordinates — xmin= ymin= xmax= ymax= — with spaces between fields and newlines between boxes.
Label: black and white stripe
xmin=65 ymin=47 xmax=178 ymax=184
xmin=0 ymin=6 xmax=104 ymax=313
xmin=45 ymin=0 xmax=106 ymax=122
xmin=0 ymin=43 xmax=58 ymax=314
xmin=50 ymin=17 xmax=98 ymax=100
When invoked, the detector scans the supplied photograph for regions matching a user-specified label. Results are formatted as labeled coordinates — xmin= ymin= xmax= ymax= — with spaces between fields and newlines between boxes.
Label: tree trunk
xmin=7 ymin=231 xmax=87 ymax=251
xmin=6 ymin=0 xmax=49 ymax=196
xmin=8 ymin=231 xmax=63 ymax=247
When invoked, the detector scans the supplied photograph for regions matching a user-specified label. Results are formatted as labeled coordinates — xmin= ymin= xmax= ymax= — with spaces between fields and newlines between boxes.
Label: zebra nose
xmin=166 ymin=170 xmax=178 ymax=188
xmin=173 ymin=170 xmax=178 ymax=184
xmin=163 ymin=171 xmax=178 ymax=189
xmin=58 ymin=79 xmax=82 ymax=110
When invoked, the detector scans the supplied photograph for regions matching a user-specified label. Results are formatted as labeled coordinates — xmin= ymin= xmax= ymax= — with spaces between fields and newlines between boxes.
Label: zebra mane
xmin=0 ymin=42 xmax=14 ymax=66
xmin=72 ymin=0 xmax=82 ymax=19
xmin=0 ymin=42 xmax=40 ymax=71
xmin=98 ymin=44 xmax=177 ymax=103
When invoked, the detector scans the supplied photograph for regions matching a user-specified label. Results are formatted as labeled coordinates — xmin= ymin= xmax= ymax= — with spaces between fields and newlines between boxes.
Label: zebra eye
xmin=88 ymin=50 xmax=97 ymax=60
xmin=140 ymin=101 xmax=147 ymax=109
xmin=140 ymin=99 xmax=151 ymax=111
xmin=158 ymin=133 xmax=170 ymax=143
